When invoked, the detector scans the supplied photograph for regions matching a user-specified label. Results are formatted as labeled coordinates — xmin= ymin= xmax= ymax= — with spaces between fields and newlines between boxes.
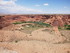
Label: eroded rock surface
xmin=0 ymin=15 xmax=70 ymax=29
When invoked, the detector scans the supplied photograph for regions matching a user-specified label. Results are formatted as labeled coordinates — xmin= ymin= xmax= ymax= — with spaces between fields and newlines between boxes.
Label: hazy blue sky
xmin=0 ymin=0 xmax=70 ymax=14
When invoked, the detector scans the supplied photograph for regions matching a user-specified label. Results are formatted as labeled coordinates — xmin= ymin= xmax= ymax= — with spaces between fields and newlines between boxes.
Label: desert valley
xmin=0 ymin=14 xmax=70 ymax=53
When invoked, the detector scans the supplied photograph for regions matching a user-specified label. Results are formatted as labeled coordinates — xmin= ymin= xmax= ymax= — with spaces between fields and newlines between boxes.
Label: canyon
xmin=0 ymin=14 xmax=70 ymax=53
xmin=0 ymin=14 xmax=70 ymax=29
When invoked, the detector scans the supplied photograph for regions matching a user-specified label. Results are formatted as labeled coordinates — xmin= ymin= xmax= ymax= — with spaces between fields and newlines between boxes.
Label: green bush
xmin=58 ymin=25 xmax=70 ymax=30
xmin=64 ymin=25 xmax=70 ymax=30
xmin=58 ymin=26 xmax=62 ymax=29
xmin=66 ymin=28 xmax=70 ymax=30
xmin=13 ymin=22 xmax=23 ymax=24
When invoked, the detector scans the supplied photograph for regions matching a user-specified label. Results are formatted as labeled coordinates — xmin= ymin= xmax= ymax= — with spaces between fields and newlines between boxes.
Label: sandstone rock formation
xmin=0 ymin=15 xmax=70 ymax=29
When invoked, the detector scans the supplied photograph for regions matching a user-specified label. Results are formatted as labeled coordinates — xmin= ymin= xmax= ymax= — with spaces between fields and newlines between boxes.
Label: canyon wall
xmin=0 ymin=15 xmax=70 ymax=29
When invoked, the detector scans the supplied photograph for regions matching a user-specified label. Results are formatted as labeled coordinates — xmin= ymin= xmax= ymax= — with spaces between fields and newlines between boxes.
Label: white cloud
xmin=11 ymin=0 xmax=17 ymax=2
xmin=0 ymin=0 xmax=45 ymax=14
xmin=35 ymin=5 xmax=40 ymax=7
xmin=44 ymin=3 xmax=48 ymax=6
xmin=0 ymin=0 xmax=16 ymax=6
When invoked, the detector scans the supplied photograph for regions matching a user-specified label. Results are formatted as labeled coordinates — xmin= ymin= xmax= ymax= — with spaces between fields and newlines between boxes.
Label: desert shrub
xmin=13 ymin=22 xmax=23 ymax=24
xmin=64 ymin=25 xmax=70 ymax=30
xmin=58 ymin=26 xmax=62 ymax=29
xmin=64 ymin=25 xmax=70 ymax=27
xmin=66 ymin=28 xmax=70 ymax=30
xmin=58 ymin=25 xmax=70 ymax=30
xmin=15 ymin=40 xmax=18 ymax=43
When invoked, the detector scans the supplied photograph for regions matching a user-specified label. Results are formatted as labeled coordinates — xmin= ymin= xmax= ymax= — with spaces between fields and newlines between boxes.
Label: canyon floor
xmin=0 ymin=22 xmax=70 ymax=53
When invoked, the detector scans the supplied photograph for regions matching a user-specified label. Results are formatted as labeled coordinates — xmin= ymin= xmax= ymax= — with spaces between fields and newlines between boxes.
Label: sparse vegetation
xmin=58 ymin=25 xmax=70 ymax=30
xmin=64 ymin=25 xmax=70 ymax=30
xmin=13 ymin=22 xmax=23 ymax=24
xmin=58 ymin=26 xmax=62 ymax=30
xmin=13 ymin=21 xmax=51 ymax=27
xmin=13 ymin=21 xmax=51 ymax=34
xmin=15 ymin=40 xmax=18 ymax=43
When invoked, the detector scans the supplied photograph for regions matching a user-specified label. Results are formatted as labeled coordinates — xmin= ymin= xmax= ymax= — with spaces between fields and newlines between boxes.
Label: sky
xmin=0 ymin=0 xmax=70 ymax=14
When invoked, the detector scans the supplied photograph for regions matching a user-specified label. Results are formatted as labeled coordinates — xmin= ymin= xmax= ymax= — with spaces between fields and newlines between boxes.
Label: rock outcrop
xmin=0 ymin=15 xmax=70 ymax=29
